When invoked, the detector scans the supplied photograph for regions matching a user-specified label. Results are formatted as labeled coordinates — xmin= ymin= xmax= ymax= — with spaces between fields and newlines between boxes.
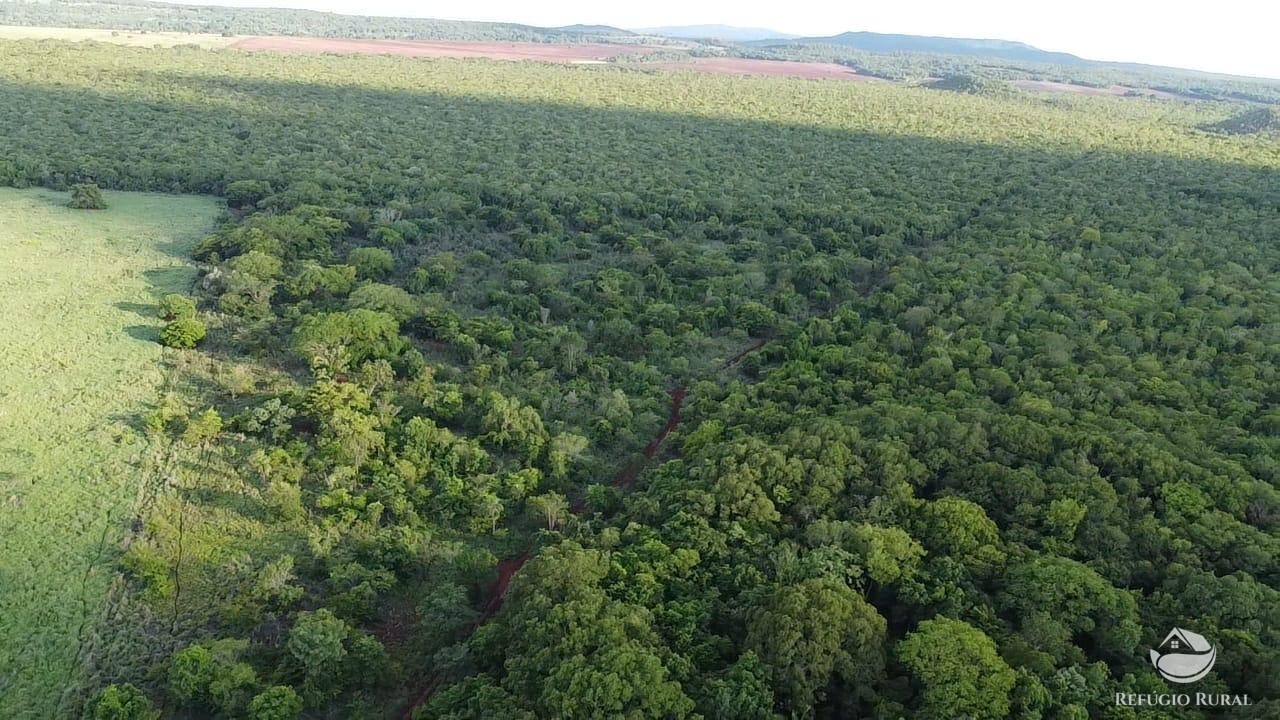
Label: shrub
xmin=168 ymin=645 xmax=216 ymax=705
xmin=249 ymin=686 xmax=303 ymax=720
xmin=291 ymin=309 xmax=404 ymax=366
xmin=287 ymin=608 xmax=350 ymax=676
xmin=287 ymin=262 xmax=357 ymax=299
xmin=69 ymin=182 xmax=107 ymax=209
xmin=168 ymin=640 xmax=259 ymax=714
xmin=120 ymin=544 xmax=175 ymax=601
xmin=89 ymin=684 xmax=160 ymax=720
xmin=160 ymin=317 xmax=208 ymax=348
xmin=368 ymin=225 xmax=404 ymax=248
xmin=224 ymin=179 xmax=273 ymax=209
xmin=159 ymin=294 xmax=197 ymax=320
xmin=348 ymin=247 xmax=395 ymax=279
xmin=348 ymin=282 xmax=417 ymax=320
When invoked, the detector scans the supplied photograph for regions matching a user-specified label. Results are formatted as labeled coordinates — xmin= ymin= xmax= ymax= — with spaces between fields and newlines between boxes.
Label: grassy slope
xmin=0 ymin=25 xmax=240 ymax=48
xmin=0 ymin=188 xmax=219 ymax=719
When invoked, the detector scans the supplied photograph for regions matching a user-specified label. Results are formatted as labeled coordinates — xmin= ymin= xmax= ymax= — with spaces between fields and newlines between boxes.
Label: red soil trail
xmin=402 ymin=675 xmax=445 ymax=720
xmin=402 ymin=343 xmax=768 ymax=717
xmin=478 ymin=552 xmax=531 ymax=623
xmin=610 ymin=386 xmax=687 ymax=492
xmin=644 ymin=387 xmax=686 ymax=459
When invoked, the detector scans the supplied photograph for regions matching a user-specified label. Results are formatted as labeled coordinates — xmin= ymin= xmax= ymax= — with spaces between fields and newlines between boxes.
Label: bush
xmin=224 ymin=179 xmax=273 ymax=209
xmin=160 ymin=317 xmax=208 ymax=348
xmin=291 ymin=309 xmax=404 ymax=366
xmin=159 ymin=294 xmax=197 ymax=320
xmin=287 ymin=608 xmax=350 ymax=676
xmin=348 ymin=247 xmax=395 ymax=279
xmin=348 ymin=282 xmax=417 ymax=320
xmin=89 ymin=684 xmax=160 ymax=720
xmin=69 ymin=182 xmax=108 ymax=209
xmin=168 ymin=645 xmax=216 ymax=705
xmin=120 ymin=544 xmax=174 ymax=601
xmin=249 ymin=686 xmax=303 ymax=720
xmin=168 ymin=640 xmax=259 ymax=715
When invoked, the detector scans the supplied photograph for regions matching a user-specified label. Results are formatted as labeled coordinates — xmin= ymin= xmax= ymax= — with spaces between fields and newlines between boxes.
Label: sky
xmin=169 ymin=0 xmax=1280 ymax=79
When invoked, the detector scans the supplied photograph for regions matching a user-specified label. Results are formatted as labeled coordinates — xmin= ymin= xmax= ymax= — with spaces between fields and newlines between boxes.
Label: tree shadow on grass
xmin=124 ymin=325 xmax=160 ymax=343
xmin=143 ymin=265 xmax=198 ymax=294
xmin=21 ymin=188 xmax=75 ymax=211
xmin=106 ymin=408 xmax=151 ymax=435
xmin=115 ymin=301 xmax=156 ymax=320
xmin=178 ymin=484 xmax=268 ymax=523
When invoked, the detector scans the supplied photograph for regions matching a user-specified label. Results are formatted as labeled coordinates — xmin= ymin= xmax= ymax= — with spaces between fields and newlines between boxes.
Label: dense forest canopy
xmin=0 ymin=37 xmax=1277 ymax=720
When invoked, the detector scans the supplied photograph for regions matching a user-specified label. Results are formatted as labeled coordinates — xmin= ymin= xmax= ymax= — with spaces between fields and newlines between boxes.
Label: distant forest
xmin=3 ymin=0 xmax=1280 ymax=108
xmin=0 ymin=0 xmax=638 ymax=42
xmin=733 ymin=42 xmax=1280 ymax=105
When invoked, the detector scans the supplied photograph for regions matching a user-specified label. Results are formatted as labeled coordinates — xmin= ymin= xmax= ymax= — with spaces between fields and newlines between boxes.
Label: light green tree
xmin=898 ymin=617 xmax=1016 ymax=720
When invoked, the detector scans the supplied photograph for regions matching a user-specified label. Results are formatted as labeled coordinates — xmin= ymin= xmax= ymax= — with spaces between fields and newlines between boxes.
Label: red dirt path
xmin=232 ymin=36 xmax=656 ymax=62
xmin=402 ymin=343 xmax=766 ymax=718
xmin=479 ymin=552 xmax=532 ymax=622
xmin=399 ymin=386 xmax=687 ymax=719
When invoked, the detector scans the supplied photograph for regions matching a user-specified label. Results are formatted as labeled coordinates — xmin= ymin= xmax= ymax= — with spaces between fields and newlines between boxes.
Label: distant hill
xmin=2 ymin=0 xmax=1274 ymax=94
xmin=554 ymin=24 xmax=635 ymax=37
xmin=637 ymin=24 xmax=797 ymax=42
xmin=753 ymin=31 xmax=1084 ymax=65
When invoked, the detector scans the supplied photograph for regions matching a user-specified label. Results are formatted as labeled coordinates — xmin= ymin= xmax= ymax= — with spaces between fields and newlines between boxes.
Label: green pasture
xmin=0 ymin=188 xmax=219 ymax=718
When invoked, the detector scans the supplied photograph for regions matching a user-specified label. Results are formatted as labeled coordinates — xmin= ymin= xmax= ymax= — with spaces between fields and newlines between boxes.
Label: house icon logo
xmin=1150 ymin=628 xmax=1216 ymax=684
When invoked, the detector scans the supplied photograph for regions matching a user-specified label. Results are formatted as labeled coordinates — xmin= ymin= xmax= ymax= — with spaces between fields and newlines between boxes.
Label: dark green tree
xmin=159 ymin=317 xmax=207 ymax=349
xmin=69 ymin=182 xmax=107 ymax=209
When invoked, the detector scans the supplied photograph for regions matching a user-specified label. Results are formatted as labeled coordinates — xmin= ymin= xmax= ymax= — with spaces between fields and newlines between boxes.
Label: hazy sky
xmin=171 ymin=0 xmax=1280 ymax=79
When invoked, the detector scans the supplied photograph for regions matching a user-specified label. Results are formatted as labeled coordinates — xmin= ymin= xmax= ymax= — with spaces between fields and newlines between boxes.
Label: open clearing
xmin=0 ymin=24 xmax=237 ymax=48
xmin=1012 ymin=79 xmax=1187 ymax=100
xmin=647 ymin=57 xmax=875 ymax=81
xmin=0 ymin=188 xmax=219 ymax=719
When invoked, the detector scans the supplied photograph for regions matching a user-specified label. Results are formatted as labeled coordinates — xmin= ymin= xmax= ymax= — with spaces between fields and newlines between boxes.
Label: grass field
xmin=0 ymin=24 xmax=238 ymax=48
xmin=0 ymin=188 xmax=219 ymax=718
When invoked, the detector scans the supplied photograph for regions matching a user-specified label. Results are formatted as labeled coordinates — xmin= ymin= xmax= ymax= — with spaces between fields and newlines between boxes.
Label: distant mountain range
xmin=554 ymin=24 xmax=635 ymax=37
xmin=752 ymin=31 xmax=1085 ymax=65
xmin=633 ymin=26 xmax=1085 ymax=64
xmin=2 ymin=1 xmax=1269 ymax=80
xmin=634 ymin=24 xmax=798 ymax=42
